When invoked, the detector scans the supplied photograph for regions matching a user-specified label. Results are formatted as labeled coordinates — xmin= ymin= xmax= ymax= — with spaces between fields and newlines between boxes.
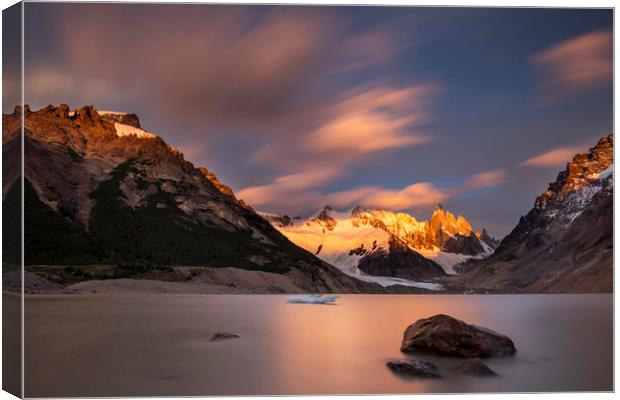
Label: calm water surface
xmin=22 ymin=294 xmax=612 ymax=396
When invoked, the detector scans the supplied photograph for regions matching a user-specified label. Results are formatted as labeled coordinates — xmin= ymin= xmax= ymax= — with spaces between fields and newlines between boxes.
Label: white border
xmin=0 ymin=1 xmax=616 ymax=400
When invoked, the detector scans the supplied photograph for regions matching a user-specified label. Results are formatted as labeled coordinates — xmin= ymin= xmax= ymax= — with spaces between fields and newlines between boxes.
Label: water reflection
xmin=23 ymin=294 xmax=612 ymax=396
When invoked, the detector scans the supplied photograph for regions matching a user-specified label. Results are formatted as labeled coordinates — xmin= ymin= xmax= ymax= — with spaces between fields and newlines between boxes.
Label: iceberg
xmin=286 ymin=294 xmax=339 ymax=304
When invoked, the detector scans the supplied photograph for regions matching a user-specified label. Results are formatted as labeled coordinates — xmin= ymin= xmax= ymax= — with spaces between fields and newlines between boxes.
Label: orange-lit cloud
xmin=521 ymin=145 xmax=586 ymax=167
xmin=325 ymin=183 xmax=446 ymax=210
xmin=252 ymin=83 xmax=437 ymax=169
xmin=307 ymin=84 xmax=435 ymax=156
xmin=461 ymin=169 xmax=506 ymax=190
xmin=238 ymin=168 xmax=505 ymax=213
xmin=237 ymin=168 xmax=340 ymax=206
xmin=240 ymin=82 xmax=443 ymax=213
xmin=530 ymin=29 xmax=612 ymax=105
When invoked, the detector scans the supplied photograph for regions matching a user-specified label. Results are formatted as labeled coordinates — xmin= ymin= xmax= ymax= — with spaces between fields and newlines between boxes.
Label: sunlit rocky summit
xmin=3 ymin=105 xmax=385 ymax=293
xmin=261 ymin=205 xmax=497 ymax=289
xmin=455 ymin=134 xmax=613 ymax=293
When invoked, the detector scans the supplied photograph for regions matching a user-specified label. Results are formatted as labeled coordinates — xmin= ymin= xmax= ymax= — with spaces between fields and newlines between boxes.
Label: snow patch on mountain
xmin=272 ymin=210 xmax=443 ymax=289
xmin=114 ymin=122 xmax=157 ymax=139
xmin=263 ymin=205 xmax=497 ymax=288
xmin=417 ymin=248 xmax=474 ymax=274
xmin=588 ymin=163 xmax=614 ymax=180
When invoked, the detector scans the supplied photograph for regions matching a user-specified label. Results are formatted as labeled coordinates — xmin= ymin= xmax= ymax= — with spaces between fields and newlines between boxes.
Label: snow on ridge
xmin=114 ymin=122 xmax=157 ymax=139
xmin=597 ymin=163 xmax=614 ymax=181
xmin=98 ymin=110 xmax=128 ymax=116
xmin=67 ymin=109 xmax=127 ymax=118
xmin=417 ymin=248 xmax=472 ymax=275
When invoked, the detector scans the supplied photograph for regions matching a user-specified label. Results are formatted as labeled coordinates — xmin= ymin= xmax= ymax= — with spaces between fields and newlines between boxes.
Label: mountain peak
xmin=536 ymin=133 xmax=613 ymax=209
xmin=308 ymin=205 xmax=338 ymax=231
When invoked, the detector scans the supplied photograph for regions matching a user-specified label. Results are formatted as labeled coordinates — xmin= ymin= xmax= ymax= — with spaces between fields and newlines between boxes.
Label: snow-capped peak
xmin=262 ymin=205 xmax=497 ymax=287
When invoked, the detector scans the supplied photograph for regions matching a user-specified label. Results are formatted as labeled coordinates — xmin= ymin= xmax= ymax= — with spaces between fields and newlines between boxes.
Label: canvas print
xmin=1 ymin=3 xmax=613 ymax=397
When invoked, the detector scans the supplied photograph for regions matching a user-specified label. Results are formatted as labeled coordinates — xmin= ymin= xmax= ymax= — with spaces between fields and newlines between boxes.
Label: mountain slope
xmin=453 ymin=134 xmax=613 ymax=293
xmin=3 ymin=104 xmax=387 ymax=293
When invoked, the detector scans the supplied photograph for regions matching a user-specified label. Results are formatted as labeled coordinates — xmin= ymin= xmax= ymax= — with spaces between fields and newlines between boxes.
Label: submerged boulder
xmin=400 ymin=314 xmax=516 ymax=358
xmin=386 ymin=360 xmax=441 ymax=378
xmin=210 ymin=332 xmax=240 ymax=342
xmin=455 ymin=358 xmax=497 ymax=376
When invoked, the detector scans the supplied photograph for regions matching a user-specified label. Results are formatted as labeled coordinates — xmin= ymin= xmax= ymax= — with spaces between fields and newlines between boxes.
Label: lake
xmin=20 ymin=293 xmax=612 ymax=396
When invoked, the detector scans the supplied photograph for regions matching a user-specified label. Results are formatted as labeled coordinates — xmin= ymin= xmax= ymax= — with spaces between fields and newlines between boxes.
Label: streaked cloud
xmin=27 ymin=6 xmax=338 ymax=127
xmin=24 ymin=4 xmax=412 ymax=132
xmin=253 ymin=83 xmax=437 ymax=167
xmin=238 ymin=168 xmax=505 ymax=214
xmin=307 ymin=84 xmax=435 ymax=156
xmin=238 ymin=178 xmax=445 ymax=214
xmin=521 ymin=145 xmax=585 ymax=168
xmin=325 ymin=183 xmax=446 ymax=210
xmin=237 ymin=168 xmax=339 ymax=207
xmin=461 ymin=169 xmax=506 ymax=190
xmin=530 ymin=29 xmax=612 ymax=105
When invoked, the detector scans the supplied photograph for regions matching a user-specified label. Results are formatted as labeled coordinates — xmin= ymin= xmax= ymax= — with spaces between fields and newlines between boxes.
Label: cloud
xmin=325 ymin=183 xmax=446 ymax=210
xmin=238 ymin=178 xmax=445 ymax=214
xmin=334 ymin=29 xmax=409 ymax=74
xmin=252 ymin=82 xmax=437 ymax=170
xmin=237 ymin=79 xmax=443 ymax=214
xmin=238 ymin=168 xmax=505 ymax=214
xmin=461 ymin=169 xmax=506 ymax=190
xmin=24 ymin=4 xmax=412 ymax=132
xmin=26 ymin=6 xmax=338 ymax=127
xmin=521 ymin=145 xmax=585 ymax=168
xmin=307 ymin=84 xmax=436 ymax=156
xmin=237 ymin=168 xmax=340 ymax=207
xmin=530 ymin=29 xmax=612 ymax=105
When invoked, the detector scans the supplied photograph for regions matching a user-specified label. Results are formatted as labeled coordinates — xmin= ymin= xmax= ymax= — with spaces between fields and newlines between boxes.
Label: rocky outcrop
xmin=197 ymin=167 xmax=236 ymax=198
xmin=210 ymin=332 xmax=240 ymax=342
xmin=100 ymin=111 xmax=142 ymax=128
xmin=308 ymin=206 xmax=338 ymax=231
xmin=480 ymin=229 xmax=500 ymax=248
xmin=260 ymin=213 xmax=295 ymax=228
xmin=400 ymin=314 xmax=516 ymax=358
xmin=358 ymin=238 xmax=446 ymax=281
xmin=443 ymin=232 xmax=485 ymax=255
xmin=453 ymin=134 xmax=613 ymax=293
xmin=535 ymin=134 xmax=613 ymax=209
xmin=386 ymin=360 xmax=441 ymax=378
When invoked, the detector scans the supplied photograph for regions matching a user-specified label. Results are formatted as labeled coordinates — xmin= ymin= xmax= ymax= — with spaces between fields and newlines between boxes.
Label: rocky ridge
xmin=3 ymin=104 xmax=390 ymax=294
xmin=453 ymin=134 xmax=613 ymax=293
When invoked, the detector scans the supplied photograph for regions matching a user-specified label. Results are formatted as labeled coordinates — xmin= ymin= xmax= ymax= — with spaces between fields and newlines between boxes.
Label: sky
xmin=11 ymin=4 xmax=613 ymax=238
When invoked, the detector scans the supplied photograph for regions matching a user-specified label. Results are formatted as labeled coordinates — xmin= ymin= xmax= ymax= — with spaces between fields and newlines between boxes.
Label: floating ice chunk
xmin=286 ymin=294 xmax=339 ymax=304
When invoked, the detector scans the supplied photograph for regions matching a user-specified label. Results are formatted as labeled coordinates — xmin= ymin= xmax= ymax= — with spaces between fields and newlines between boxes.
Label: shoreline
xmin=4 ymin=268 xmax=440 ymax=295
xmin=5 ymin=268 xmax=611 ymax=296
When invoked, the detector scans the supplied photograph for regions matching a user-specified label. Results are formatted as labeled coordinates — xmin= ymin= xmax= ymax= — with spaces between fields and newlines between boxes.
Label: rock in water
xmin=455 ymin=358 xmax=497 ymax=376
xmin=386 ymin=360 xmax=441 ymax=378
xmin=210 ymin=332 xmax=240 ymax=342
xmin=400 ymin=314 xmax=516 ymax=358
